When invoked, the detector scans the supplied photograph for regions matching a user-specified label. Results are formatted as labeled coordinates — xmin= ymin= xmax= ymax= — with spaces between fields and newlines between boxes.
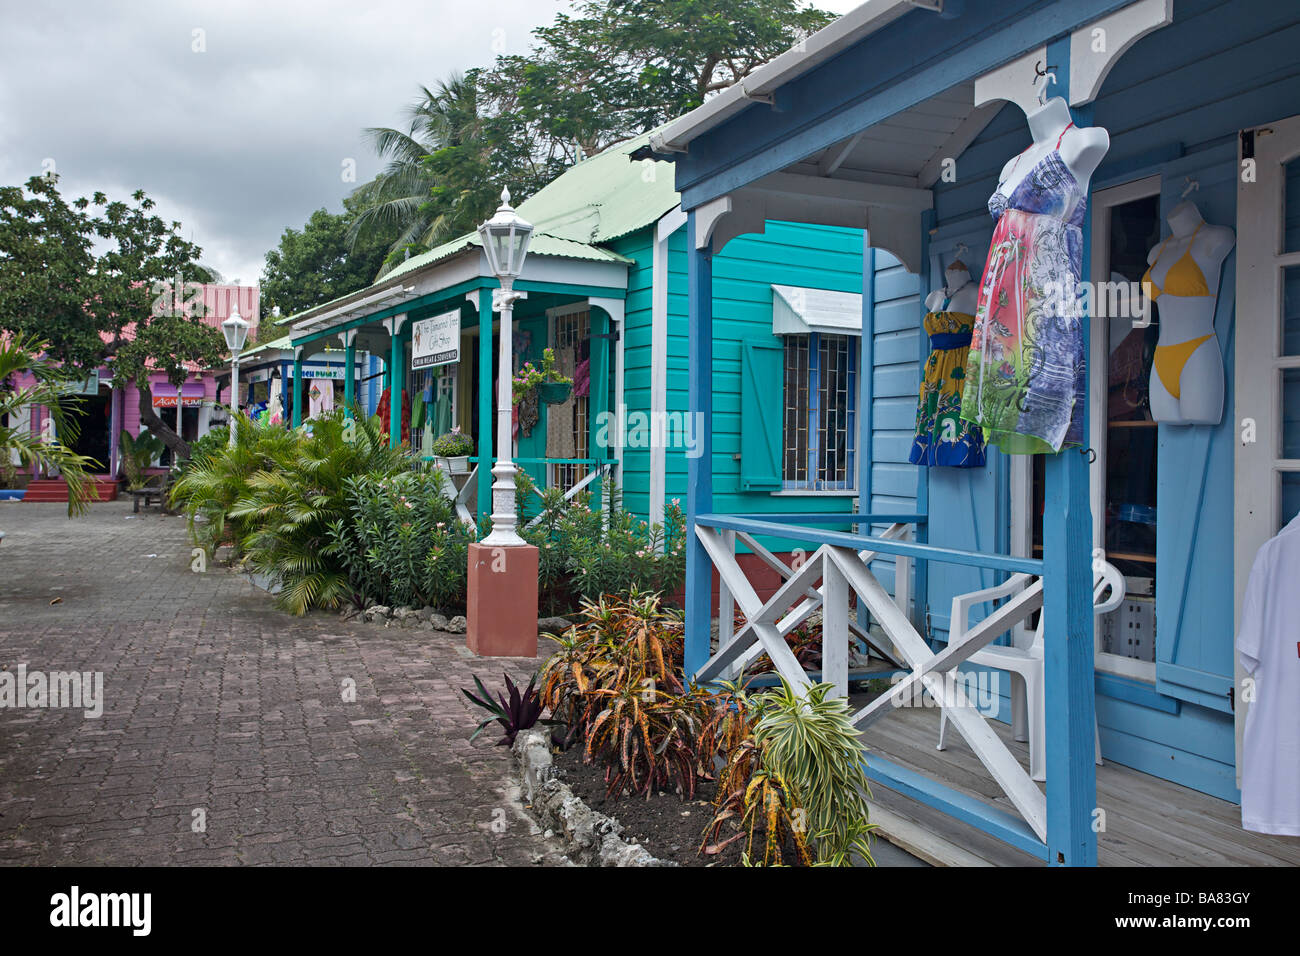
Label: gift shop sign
xmin=412 ymin=310 xmax=460 ymax=369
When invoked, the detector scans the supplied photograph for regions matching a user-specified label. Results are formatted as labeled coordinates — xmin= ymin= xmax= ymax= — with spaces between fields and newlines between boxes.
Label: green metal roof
xmin=281 ymin=130 xmax=677 ymax=328
xmin=512 ymin=130 xmax=678 ymax=244
xmin=380 ymin=229 xmax=631 ymax=284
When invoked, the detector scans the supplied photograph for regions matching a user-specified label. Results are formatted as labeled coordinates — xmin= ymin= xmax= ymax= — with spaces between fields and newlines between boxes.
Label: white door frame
xmin=1087 ymin=174 xmax=1162 ymax=683
xmin=1233 ymin=113 xmax=1300 ymax=782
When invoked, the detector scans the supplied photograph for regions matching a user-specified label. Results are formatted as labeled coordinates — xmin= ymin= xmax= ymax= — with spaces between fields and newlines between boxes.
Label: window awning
xmin=771 ymin=284 xmax=862 ymax=336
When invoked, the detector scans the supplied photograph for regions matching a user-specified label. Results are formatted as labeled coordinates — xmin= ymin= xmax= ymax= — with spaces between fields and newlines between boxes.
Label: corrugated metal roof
xmin=281 ymin=132 xmax=675 ymax=328
xmin=512 ymin=130 xmax=678 ymax=244
xmin=380 ymin=229 xmax=631 ymax=284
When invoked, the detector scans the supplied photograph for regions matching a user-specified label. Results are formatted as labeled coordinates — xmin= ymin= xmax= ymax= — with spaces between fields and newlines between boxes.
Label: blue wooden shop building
xmin=647 ymin=0 xmax=1300 ymax=865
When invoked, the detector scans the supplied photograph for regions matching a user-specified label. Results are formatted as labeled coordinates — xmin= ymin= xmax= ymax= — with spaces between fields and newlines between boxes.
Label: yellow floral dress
xmin=910 ymin=303 xmax=986 ymax=468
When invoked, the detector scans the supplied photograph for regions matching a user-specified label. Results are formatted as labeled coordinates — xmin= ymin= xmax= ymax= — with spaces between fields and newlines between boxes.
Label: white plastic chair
xmin=937 ymin=562 xmax=1125 ymax=782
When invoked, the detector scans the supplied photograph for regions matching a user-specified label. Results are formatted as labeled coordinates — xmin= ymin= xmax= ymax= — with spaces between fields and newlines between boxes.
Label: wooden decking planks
xmin=857 ymin=704 xmax=1300 ymax=867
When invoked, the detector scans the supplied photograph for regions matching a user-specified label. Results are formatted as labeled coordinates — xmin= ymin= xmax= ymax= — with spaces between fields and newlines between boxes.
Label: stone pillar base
xmin=466 ymin=542 xmax=539 ymax=658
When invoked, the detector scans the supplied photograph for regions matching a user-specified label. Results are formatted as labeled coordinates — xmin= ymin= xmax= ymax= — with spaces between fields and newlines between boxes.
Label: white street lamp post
xmin=477 ymin=188 xmax=533 ymax=547
xmin=221 ymin=309 xmax=250 ymax=449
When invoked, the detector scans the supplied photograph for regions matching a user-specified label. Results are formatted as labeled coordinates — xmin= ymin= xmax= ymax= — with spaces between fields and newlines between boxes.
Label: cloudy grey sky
xmin=0 ymin=0 xmax=861 ymax=286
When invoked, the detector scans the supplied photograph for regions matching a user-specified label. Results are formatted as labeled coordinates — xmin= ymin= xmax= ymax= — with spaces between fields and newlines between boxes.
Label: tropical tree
xmin=346 ymin=1 xmax=832 ymax=267
xmin=0 ymin=175 xmax=225 ymax=461
xmin=347 ymin=74 xmax=496 ymax=274
xmin=0 ymin=335 xmax=98 ymax=515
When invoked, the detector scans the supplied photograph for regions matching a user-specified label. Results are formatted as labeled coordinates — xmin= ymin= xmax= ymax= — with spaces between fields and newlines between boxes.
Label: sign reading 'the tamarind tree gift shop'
xmin=411 ymin=309 xmax=460 ymax=369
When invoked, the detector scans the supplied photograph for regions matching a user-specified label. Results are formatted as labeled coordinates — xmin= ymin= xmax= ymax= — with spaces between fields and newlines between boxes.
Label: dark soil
xmin=551 ymin=743 xmax=743 ymax=867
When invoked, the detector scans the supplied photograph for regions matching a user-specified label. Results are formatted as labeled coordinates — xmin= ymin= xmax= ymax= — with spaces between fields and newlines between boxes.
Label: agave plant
xmin=462 ymin=672 xmax=545 ymax=746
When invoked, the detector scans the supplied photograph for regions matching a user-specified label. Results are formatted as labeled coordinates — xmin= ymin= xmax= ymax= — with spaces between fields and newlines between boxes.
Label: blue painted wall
xmin=920 ymin=0 xmax=1300 ymax=801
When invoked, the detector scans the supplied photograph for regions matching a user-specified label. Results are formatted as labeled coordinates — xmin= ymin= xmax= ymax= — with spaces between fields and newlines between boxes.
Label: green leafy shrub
xmin=325 ymin=466 xmax=474 ymax=610
xmin=522 ymin=485 xmax=687 ymax=615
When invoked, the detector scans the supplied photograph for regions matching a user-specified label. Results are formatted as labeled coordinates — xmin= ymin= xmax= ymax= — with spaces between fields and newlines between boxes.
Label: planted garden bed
xmin=549 ymin=742 xmax=740 ymax=867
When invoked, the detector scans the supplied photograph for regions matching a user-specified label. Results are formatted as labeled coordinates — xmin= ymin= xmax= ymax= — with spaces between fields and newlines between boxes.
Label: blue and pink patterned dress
xmin=960 ymin=123 xmax=1087 ymax=455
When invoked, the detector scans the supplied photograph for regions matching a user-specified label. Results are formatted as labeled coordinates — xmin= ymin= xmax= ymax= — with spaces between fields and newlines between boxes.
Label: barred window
xmin=782 ymin=332 xmax=857 ymax=490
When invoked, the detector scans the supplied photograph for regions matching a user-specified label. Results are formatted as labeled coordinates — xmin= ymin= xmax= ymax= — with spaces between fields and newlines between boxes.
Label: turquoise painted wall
xmin=925 ymin=0 xmax=1300 ymax=801
xmin=610 ymin=220 xmax=870 ymax=538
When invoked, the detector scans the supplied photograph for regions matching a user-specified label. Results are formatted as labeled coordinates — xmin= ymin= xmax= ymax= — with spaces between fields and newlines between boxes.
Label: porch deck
xmin=856 ymin=703 xmax=1300 ymax=867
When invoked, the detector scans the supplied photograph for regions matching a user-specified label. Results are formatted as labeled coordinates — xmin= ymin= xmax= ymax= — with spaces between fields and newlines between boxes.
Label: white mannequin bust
xmin=925 ymin=260 xmax=978 ymax=315
xmin=1146 ymin=200 xmax=1234 ymax=424
xmin=997 ymin=96 xmax=1110 ymax=198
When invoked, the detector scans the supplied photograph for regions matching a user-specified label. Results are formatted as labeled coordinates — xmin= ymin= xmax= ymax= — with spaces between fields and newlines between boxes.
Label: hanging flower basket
xmin=513 ymin=348 xmax=574 ymax=410
xmin=431 ymin=428 xmax=473 ymax=474
xmin=537 ymin=381 xmax=572 ymax=404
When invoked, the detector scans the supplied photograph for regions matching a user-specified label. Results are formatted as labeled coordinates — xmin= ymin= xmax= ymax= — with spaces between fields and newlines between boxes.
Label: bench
xmin=128 ymin=479 xmax=168 ymax=513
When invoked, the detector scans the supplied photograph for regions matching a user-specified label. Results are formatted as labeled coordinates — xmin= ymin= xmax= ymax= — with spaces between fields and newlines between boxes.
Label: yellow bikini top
xmin=1142 ymin=223 xmax=1211 ymax=300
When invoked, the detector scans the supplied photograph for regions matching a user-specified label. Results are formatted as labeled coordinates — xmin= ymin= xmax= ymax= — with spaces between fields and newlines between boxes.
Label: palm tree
xmin=347 ymin=74 xmax=488 ymax=275
xmin=0 ymin=335 xmax=98 ymax=516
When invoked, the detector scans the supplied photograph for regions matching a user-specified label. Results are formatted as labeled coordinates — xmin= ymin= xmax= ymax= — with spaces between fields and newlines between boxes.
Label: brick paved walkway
xmin=0 ymin=500 xmax=569 ymax=866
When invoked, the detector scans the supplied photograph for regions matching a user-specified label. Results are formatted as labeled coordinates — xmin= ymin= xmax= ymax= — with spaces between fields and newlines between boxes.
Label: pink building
xmin=8 ymin=284 xmax=258 ymax=483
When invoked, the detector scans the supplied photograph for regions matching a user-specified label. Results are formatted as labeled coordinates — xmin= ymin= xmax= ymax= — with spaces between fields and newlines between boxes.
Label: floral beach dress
xmin=909 ymin=296 xmax=986 ymax=467
xmin=960 ymin=123 xmax=1087 ymax=455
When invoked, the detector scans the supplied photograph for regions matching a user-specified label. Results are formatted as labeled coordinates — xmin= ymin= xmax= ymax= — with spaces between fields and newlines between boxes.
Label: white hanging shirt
xmin=1238 ymin=511 xmax=1300 ymax=835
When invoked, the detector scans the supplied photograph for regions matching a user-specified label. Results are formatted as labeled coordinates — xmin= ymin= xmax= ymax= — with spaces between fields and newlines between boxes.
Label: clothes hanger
xmin=1032 ymin=64 xmax=1057 ymax=107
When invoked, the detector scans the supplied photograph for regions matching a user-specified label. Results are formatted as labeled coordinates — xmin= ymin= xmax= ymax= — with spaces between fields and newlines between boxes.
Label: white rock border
xmin=512 ymin=728 xmax=677 ymax=867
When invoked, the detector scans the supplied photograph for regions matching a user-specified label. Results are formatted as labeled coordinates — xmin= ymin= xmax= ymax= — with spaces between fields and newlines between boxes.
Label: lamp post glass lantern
xmin=222 ymin=309 xmax=249 ymax=448
xmin=478 ymin=188 xmax=533 ymax=546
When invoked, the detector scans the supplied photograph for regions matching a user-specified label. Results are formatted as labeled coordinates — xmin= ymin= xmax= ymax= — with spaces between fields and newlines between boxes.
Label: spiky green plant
xmin=753 ymin=678 xmax=877 ymax=866
xmin=171 ymin=405 xmax=408 ymax=614
xmin=169 ymin=414 xmax=300 ymax=555
xmin=229 ymin=407 xmax=408 ymax=614
xmin=119 ymin=428 xmax=166 ymax=490
xmin=0 ymin=334 xmax=98 ymax=515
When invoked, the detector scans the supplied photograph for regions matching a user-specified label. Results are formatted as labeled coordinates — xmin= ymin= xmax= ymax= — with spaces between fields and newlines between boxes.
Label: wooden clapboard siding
xmin=614 ymin=219 xmax=868 ymax=544
xmin=610 ymin=229 xmax=656 ymax=520
xmin=920 ymin=0 xmax=1300 ymax=802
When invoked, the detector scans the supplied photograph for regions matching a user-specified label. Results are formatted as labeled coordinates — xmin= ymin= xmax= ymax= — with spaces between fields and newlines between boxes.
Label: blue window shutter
xmin=741 ymin=339 xmax=783 ymax=490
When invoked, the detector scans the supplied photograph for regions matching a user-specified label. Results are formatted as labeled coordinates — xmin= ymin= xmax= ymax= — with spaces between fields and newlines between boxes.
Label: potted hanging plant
xmin=431 ymin=427 xmax=474 ymax=474
xmin=525 ymin=348 xmax=574 ymax=405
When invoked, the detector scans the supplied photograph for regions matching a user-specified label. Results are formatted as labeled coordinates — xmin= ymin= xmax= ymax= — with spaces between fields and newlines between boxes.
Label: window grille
xmin=782 ymin=332 xmax=856 ymax=491
xmin=550 ymin=310 xmax=590 ymax=492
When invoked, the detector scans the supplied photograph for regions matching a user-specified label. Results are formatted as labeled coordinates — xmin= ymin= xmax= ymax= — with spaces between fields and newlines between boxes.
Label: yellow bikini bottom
xmin=1153 ymin=333 xmax=1214 ymax=400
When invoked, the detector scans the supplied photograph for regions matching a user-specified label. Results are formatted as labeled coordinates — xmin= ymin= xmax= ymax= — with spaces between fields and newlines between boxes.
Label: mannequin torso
xmin=1145 ymin=201 xmax=1234 ymax=424
xmin=925 ymin=263 xmax=978 ymax=315
xmin=996 ymin=97 xmax=1109 ymax=200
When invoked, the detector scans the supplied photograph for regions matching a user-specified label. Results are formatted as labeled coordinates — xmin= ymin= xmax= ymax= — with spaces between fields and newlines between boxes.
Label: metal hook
xmin=1080 ymin=446 xmax=1098 ymax=464
xmin=1181 ymin=176 xmax=1200 ymax=200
